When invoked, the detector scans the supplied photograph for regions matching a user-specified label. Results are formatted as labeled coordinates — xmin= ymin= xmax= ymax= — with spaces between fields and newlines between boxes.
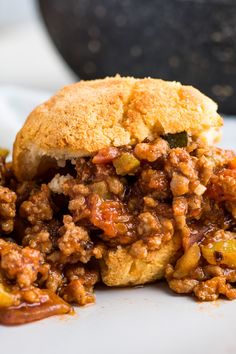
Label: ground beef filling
xmin=0 ymin=137 xmax=236 ymax=324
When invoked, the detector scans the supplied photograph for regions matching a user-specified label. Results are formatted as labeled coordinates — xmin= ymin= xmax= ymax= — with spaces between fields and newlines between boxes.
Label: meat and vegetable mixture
xmin=0 ymin=132 xmax=236 ymax=325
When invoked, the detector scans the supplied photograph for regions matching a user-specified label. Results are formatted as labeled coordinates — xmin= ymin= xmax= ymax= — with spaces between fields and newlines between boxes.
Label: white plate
xmin=0 ymin=86 xmax=236 ymax=354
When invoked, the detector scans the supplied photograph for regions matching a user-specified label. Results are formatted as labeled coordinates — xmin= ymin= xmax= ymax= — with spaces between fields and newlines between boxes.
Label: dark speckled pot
xmin=38 ymin=0 xmax=236 ymax=114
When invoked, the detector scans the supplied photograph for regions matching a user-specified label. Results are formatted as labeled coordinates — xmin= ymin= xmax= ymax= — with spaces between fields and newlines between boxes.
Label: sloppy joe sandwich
xmin=0 ymin=76 xmax=236 ymax=325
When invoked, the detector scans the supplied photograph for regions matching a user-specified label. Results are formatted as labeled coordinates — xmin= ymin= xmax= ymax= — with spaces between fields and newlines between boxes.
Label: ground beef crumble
xmin=60 ymin=266 xmax=99 ymax=306
xmin=0 ymin=137 xmax=236 ymax=324
xmin=19 ymin=185 xmax=54 ymax=225
xmin=57 ymin=215 xmax=93 ymax=262
xmin=0 ymin=238 xmax=44 ymax=288
xmin=0 ymin=186 xmax=16 ymax=233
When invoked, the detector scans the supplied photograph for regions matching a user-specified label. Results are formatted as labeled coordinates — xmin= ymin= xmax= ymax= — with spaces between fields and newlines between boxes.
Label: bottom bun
xmin=100 ymin=234 xmax=181 ymax=287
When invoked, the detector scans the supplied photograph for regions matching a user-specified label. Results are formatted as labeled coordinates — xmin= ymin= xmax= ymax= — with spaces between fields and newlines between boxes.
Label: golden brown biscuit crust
xmin=13 ymin=76 xmax=222 ymax=180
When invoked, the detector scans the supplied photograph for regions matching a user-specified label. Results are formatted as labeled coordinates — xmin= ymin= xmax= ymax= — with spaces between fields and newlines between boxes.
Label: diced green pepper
xmin=0 ymin=284 xmax=15 ymax=308
xmin=90 ymin=181 xmax=110 ymax=199
xmin=173 ymin=243 xmax=201 ymax=279
xmin=201 ymin=239 xmax=236 ymax=268
xmin=113 ymin=153 xmax=140 ymax=176
xmin=0 ymin=148 xmax=9 ymax=158
xmin=163 ymin=131 xmax=188 ymax=148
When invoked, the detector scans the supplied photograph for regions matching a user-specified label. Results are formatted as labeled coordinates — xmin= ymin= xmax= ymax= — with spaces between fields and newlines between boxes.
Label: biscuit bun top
xmin=13 ymin=76 xmax=223 ymax=180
